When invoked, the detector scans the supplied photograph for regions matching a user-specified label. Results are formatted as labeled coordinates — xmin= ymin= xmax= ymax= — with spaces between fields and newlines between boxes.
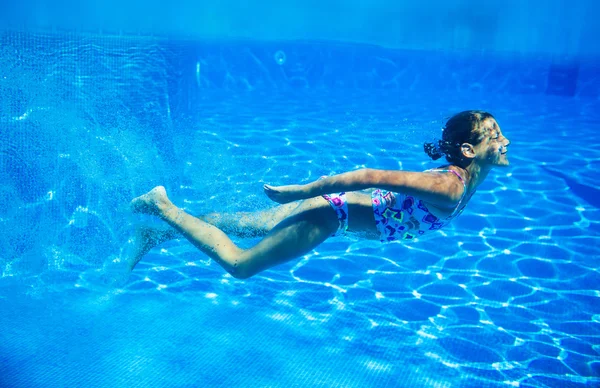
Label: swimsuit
xmin=322 ymin=192 xmax=349 ymax=237
xmin=320 ymin=175 xmax=349 ymax=236
xmin=322 ymin=169 xmax=470 ymax=240
xmin=372 ymin=169 xmax=469 ymax=242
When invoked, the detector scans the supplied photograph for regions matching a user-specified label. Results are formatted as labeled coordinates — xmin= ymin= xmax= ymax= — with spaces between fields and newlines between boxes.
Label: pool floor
xmin=1 ymin=89 xmax=599 ymax=387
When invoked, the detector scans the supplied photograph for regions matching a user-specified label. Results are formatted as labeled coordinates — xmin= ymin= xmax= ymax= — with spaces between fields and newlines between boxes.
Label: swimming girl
xmin=129 ymin=110 xmax=510 ymax=279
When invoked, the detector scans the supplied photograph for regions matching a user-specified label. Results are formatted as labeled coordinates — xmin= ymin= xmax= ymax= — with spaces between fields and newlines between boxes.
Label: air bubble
xmin=195 ymin=61 xmax=201 ymax=87
xmin=71 ymin=206 xmax=89 ymax=228
xmin=274 ymin=50 xmax=286 ymax=65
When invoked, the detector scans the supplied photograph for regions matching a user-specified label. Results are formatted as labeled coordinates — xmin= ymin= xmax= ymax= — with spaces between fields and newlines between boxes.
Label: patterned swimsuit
xmin=371 ymin=169 xmax=469 ymax=242
xmin=322 ymin=169 xmax=470 ymax=240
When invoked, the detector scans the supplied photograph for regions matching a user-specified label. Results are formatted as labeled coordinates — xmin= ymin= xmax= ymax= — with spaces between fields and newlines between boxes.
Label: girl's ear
xmin=460 ymin=143 xmax=476 ymax=159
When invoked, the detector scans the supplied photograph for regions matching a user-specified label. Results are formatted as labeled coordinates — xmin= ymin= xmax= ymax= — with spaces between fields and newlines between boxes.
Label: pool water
xmin=1 ymin=33 xmax=599 ymax=387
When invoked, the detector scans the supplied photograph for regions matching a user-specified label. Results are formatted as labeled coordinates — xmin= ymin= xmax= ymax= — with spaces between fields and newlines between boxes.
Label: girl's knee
xmin=222 ymin=250 xmax=256 ymax=280
xmin=229 ymin=261 xmax=256 ymax=280
xmin=230 ymin=269 xmax=253 ymax=280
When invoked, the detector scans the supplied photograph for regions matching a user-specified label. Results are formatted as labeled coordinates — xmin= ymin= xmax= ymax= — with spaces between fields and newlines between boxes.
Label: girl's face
xmin=472 ymin=118 xmax=511 ymax=167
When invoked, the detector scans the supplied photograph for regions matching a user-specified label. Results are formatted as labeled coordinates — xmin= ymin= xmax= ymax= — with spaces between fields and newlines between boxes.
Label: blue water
xmin=1 ymin=33 xmax=600 ymax=387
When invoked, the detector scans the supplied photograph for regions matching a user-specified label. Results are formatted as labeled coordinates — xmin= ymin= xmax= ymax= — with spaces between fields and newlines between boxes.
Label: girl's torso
xmin=345 ymin=169 xmax=471 ymax=241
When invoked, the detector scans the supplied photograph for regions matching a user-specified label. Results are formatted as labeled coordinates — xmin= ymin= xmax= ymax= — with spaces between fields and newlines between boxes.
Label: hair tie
xmin=433 ymin=140 xmax=444 ymax=154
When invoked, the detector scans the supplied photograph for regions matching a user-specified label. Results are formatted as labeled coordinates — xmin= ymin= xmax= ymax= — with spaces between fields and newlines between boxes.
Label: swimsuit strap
xmin=446 ymin=169 xmax=465 ymax=185
xmin=426 ymin=168 xmax=469 ymax=218
xmin=446 ymin=170 xmax=468 ymax=217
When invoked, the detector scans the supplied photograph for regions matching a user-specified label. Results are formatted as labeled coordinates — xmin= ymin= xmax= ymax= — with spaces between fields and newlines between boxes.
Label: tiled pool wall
xmin=1 ymin=31 xmax=599 ymax=124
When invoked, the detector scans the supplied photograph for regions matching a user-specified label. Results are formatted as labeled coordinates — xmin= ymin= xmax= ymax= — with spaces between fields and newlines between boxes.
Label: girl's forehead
xmin=481 ymin=118 xmax=499 ymax=132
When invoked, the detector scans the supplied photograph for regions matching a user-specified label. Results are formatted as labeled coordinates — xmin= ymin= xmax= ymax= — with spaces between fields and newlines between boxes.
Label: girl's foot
xmin=127 ymin=226 xmax=179 ymax=270
xmin=130 ymin=186 xmax=172 ymax=216
xmin=129 ymin=186 xmax=181 ymax=269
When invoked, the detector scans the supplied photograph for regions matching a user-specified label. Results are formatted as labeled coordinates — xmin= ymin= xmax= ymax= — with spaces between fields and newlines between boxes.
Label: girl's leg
xmin=127 ymin=202 xmax=300 ymax=270
xmin=126 ymin=227 xmax=180 ymax=270
xmin=130 ymin=186 xmax=338 ymax=279
xmin=200 ymin=203 xmax=300 ymax=237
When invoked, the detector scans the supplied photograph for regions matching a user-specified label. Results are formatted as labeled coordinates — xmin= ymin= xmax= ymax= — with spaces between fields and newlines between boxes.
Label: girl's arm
xmin=264 ymin=168 xmax=465 ymax=208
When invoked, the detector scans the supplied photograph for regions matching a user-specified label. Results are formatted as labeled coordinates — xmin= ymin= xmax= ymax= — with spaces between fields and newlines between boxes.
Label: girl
xmin=129 ymin=110 xmax=510 ymax=279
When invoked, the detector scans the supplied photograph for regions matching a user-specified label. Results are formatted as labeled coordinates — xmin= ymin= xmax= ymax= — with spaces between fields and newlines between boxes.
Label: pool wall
xmin=1 ymin=0 xmax=600 ymax=57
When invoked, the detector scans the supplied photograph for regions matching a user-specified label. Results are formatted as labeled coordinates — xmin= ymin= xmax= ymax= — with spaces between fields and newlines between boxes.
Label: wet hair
xmin=424 ymin=110 xmax=495 ymax=165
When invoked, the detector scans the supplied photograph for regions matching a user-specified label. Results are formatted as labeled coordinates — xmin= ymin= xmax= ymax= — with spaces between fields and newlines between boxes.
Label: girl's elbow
xmin=361 ymin=168 xmax=377 ymax=179
xmin=347 ymin=168 xmax=381 ymax=189
xmin=355 ymin=168 xmax=370 ymax=174
xmin=359 ymin=168 xmax=377 ymax=185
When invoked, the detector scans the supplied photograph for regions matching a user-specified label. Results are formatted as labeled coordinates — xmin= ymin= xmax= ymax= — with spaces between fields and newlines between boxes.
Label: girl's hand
xmin=263 ymin=184 xmax=305 ymax=204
